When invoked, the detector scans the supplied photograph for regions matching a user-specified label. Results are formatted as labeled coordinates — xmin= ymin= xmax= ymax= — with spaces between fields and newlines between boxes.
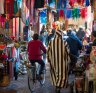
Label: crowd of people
xmin=27 ymin=24 xmax=95 ymax=93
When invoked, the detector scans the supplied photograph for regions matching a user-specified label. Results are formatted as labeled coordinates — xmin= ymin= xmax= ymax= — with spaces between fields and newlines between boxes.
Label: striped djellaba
xmin=47 ymin=31 xmax=70 ymax=88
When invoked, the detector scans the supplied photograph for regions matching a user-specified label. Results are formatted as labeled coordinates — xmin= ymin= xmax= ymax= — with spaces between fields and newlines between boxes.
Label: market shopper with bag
xmin=66 ymin=29 xmax=82 ymax=74
xmin=47 ymin=30 xmax=70 ymax=93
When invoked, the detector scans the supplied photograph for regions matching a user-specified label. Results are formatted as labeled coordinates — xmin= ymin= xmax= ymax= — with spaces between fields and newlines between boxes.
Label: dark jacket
xmin=76 ymin=29 xmax=85 ymax=41
xmin=66 ymin=34 xmax=82 ymax=57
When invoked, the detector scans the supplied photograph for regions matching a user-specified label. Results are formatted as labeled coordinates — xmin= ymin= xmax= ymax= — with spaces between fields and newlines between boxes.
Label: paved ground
xmin=0 ymin=63 xmax=73 ymax=93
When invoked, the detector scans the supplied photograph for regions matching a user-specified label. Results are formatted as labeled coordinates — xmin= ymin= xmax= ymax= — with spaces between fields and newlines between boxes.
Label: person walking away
xmin=66 ymin=30 xmax=82 ymax=74
xmin=27 ymin=33 xmax=46 ymax=77
xmin=47 ymin=30 xmax=70 ymax=93
xmin=40 ymin=25 xmax=48 ymax=47
xmin=76 ymin=26 xmax=85 ymax=41
xmin=39 ymin=31 xmax=47 ymax=64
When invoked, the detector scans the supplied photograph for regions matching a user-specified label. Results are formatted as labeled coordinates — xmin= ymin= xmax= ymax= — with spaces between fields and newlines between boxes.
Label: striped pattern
xmin=47 ymin=31 xmax=70 ymax=88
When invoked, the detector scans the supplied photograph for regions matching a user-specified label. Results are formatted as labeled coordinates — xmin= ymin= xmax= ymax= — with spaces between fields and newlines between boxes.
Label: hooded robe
xmin=47 ymin=30 xmax=70 ymax=88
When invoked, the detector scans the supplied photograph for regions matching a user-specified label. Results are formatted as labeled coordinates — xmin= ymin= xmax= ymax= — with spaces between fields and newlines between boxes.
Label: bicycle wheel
xmin=39 ymin=69 xmax=46 ymax=85
xmin=27 ymin=66 xmax=36 ymax=93
xmin=28 ymin=76 xmax=35 ymax=93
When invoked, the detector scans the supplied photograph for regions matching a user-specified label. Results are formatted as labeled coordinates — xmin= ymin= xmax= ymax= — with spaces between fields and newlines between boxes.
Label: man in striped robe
xmin=47 ymin=30 xmax=70 ymax=92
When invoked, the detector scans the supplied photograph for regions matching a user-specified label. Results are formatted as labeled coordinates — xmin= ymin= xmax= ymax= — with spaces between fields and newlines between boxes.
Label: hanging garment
xmin=66 ymin=9 xmax=72 ymax=19
xmin=5 ymin=0 xmax=14 ymax=18
xmin=21 ymin=0 xmax=29 ymax=25
xmin=0 ymin=0 xmax=4 ymax=14
xmin=13 ymin=18 xmax=20 ymax=41
xmin=14 ymin=0 xmax=18 ymax=14
xmin=34 ymin=0 xmax=44 ymax=8
xmin=85 ymin=0 xmax=90 ymax=6
xmin=26 ymin=0 xmax=34 ymax=24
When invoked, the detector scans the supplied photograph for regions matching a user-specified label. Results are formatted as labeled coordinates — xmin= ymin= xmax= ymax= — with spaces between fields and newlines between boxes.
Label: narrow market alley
xmin=0 ymin=63 xmax=71 ymax=93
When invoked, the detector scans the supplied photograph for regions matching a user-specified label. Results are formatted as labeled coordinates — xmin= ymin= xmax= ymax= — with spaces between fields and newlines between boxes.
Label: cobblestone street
xmin=0 ymin=63 xmax=72 ymax=93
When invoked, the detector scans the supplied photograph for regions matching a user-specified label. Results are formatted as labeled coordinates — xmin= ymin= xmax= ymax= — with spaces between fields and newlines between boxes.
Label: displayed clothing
xmin=0 ymin=0 xmax=4 ymax=14
xmin=5 ymin=0 xmax=14 ymax=18
xmin=34 ymin=0 xmax=44 ymax=8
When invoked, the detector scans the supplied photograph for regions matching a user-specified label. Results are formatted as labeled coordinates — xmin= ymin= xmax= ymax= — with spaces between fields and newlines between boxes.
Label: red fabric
xmin=77 ymin=0 xmax=85 ymax=5
xmin=69 ymin=0 xmax=75 ymax=7
xmin=27 ymin=40 xmax=46 ymax=60
xmin=80 ymin=7 xmax=87 ymax=19
xmin=59 ymin=10 xmax=64 ymax=18
xmin=1 ymin=53 xmax=8 ymax=59
xmin=5 ymin=0 xmax=14 ymax=19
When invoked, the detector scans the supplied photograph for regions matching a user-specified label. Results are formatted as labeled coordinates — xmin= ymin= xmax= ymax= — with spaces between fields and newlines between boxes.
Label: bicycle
xmin=25 ymin=61 xmax=46 ymax=93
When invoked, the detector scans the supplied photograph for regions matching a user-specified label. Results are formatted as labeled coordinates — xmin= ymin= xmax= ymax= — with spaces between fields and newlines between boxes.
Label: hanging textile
xmin=69 ymin=0 xmax=76 ymax=7
xmin=0 ymin=0 xmax=4 ymax=14
xmin=59 ymin=10 xmax=65 ymax=21
xmin=0 ymin=15 xmax=6 ymax=28
xmin=34 ymin=0 xmax=44 ymax=9
xmin=14 ymin=0 xmax=18 ymax=14
xmin=40 ymin=9 xmax=47 ymax=24
xmin=77 ymin=0 xmax=85 ymax=6
xmin=48 ymin=0 xmax=55 ymax=8
xmin=59 ymin=0 xmax=67 ymax=9
xmin=17 ymin=0 xmax=22 ymax=9
xmin=63 ymin=0 xmax=67 ymax=8
xmin=21 ymin=0 xmax=29 ymax=25
xmin=85 ymin=0 xmax=90 ymax=6
xmin=66 ymin=9 xmax=72 ymax=19
xmin=26 ymin=0 xmax=35 ymax=24
xmin=80 ymin=7 xmax=87 ymax=19
xmin=5 ymin=0 xmax=14 ymax=19
xmin=56 ymin=0 xmax=60 ymax=9
xmin=13 ymin=18 xmax=20 ymax=41
xmin=72 ymin=8 xmax=80 ymax=19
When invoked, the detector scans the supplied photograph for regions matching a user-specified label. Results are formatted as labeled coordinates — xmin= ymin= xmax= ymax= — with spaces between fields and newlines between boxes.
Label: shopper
xmin=47 ymin=30 xmax=70 ymax=93
xmin=39 ymin=31 xmax=47 ymax=63
xmin=27 ymin=33 xmax=46 ymax=75
xmin=66 ymin=29 xmax=82 ymax=74
xmin=76 ymin=26 xmax=85 ymax=41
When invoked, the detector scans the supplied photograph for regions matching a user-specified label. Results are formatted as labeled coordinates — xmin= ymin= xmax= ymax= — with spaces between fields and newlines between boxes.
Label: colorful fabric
xmin=14 ymin=0 xmax=18 ymax=14
xmin=34 ymin=0 xmax=45 ymax=8
xmin=5 ymin=0 xmax=14 ymax=18
xmin=80 ymin=7 xmax=87 ymax=19
xmin=72 ymin=8 xmax=80 ymax=19
xmin=66 ymin=9 xmax=72 ymax=19
xmin=0 ymin=0 xmax=4 ymax=14
xmin=59 ymin=10 xmax=65 ymax=21
xmin=85 ymin=0 xmax=90 ymax=6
